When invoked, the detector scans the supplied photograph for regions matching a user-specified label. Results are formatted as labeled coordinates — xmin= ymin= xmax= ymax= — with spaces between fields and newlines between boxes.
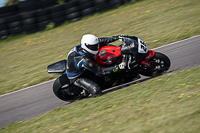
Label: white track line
xmin=0 ymin=35 xmax=199 ymax=98
xmin=153 ymin=35 xmax=200 ymax=50
xmin=0 ymin=79 xmax=55 ymax=98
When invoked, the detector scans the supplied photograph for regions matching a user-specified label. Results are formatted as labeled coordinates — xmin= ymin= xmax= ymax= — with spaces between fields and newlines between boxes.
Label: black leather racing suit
xmin=66 ymin=36 xmax=119 ymax=95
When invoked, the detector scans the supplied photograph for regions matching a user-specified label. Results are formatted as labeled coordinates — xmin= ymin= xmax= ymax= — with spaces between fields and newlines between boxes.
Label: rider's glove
xmin=118 ymin=35 xmax=124 ymax=42
xmin=111 ymin=35 xmax=124 ymax=42
xmin=111 ymin=36 xmax=119 ymax=41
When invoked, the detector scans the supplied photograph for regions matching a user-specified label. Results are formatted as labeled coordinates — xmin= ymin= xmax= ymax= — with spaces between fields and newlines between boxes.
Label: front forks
xmin=141 ymin=50 xmax=155 ymax=68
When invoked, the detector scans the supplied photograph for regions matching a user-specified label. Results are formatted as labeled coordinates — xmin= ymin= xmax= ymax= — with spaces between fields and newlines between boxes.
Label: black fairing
xmin=121 ymin=46 xmax=138 ymax=55
xmin=47 ymin=60 xmax=67 ymax=74
xmin=120 ymin=36 xmax=138 ymax=55
xmin=120 ymin=36 xmax=146 ymax=65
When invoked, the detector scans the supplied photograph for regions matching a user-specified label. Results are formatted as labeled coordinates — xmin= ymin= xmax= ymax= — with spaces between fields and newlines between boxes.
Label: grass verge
xmin=1 ymin=66 xmax=200 ymax=133
xmin=0 ymin=0 xmax=200 ymax=94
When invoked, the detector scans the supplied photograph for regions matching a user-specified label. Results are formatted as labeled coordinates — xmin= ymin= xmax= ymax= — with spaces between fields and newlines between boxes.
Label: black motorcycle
xmin=48 ymin=36 xmax=171 ymax=101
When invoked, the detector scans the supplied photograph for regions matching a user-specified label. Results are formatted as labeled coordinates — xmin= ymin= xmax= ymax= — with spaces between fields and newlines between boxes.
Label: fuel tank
xmin=94 ymin=46 xmax=121 ymax=66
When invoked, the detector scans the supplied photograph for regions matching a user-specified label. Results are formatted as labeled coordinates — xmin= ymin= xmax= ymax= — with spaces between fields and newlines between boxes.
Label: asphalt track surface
xmin=0 ymin=35 xmax=200 ymax=129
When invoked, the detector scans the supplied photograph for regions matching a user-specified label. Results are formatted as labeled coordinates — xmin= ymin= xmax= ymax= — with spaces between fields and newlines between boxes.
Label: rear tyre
xmin=138 ymin=52 xmax=171 ymax=76
xmin=53 ymin=74 xmax=82 ymax=101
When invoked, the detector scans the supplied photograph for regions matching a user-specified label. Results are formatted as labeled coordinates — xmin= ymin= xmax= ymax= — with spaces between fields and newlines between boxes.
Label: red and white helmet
xmin=81 ymin=34 xmax=99 ymax=55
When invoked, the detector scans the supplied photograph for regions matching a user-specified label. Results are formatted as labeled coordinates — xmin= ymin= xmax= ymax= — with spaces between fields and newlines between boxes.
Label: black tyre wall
xmin=20 ymin=11 xmax=38 ymax=34
xmin=0 ymin=18 xmax=9 ymax=39
xmin=63 ymin=0 xmax=79 ymax=9
xmin=49 ymin=5 xmax=66 ymax=27
xmin=0 ymin=0 xmax=129 ymax=40
xmin=69 ymin=17 xmax=81 ymax=22
xmin=52 ymin=16 xmax=66 ymax=27
xmin=36 ymin=15 xmax=51 ymax=22
xmin=65 ymin=0 xmax=81 ymax=22
xmin=38 ymin=20 xmax=51 ymax=31
xmin=0 ymin=24 xmax=8 ymax=31
xmin=8 ymin=21 xmax=22 ymax=28
xmin=94 ymin=0 xmax=109 ymax=13
xmin=40 ymin=0 xmax=58 ymax=9
xmin=65 ymin=6 xmax=80 ymax=14
xmin=79 ymin=1 xmax=94 ymax=10
xmin=95 ymin=3 xmax=108 ymax=13
xmin=94 ymin=0 xmax=107 ymax=4
xmin=0 ymin=5 xmax=18 ymax=15
xmin=81 ymin=7 xmax=95 ymax=17
xmin=9 ymin=27 xmax=23 ymax=36
xmin=109 ymin=0 xmax=123 ymax=9
xmin=0 ymin=18 xmax=6 ymax=25
xmin=20 ymin=11 xmax=36 ymax=20
xmin=23 ymin=18 xmax=36 ymax=25
xmin=79 ymin=0 xmax=95 ymax=18
xmin=6 ymin=14 xmax=23 ymax=36
xmin=78 ymin=0 xmax=91 ymax=4
xmin=0 ymin=30 xmax=8 ymax=36
xmin=23 ymin=18 xmax=38 ymax=34
xmin=6 ymin=14 xmax=21 ymax=23
xmin=18 ymin=1 xmax=38 ymax=12
xmin=66 ymin=12 xmax=81 ymax=20
xmin=24 ymin=24 xmax=38 ymax=34
xmin=50 ymin=11 xmax=65 ymax=18
xmin=23 ymin=24 xmax=37 ymax=31
xmin=0 ymin=30 xmax=9 ymax=40
xmin=48 ymin=4 xmax=65 ymax=13
xmin=0 ymin=12 xmax=17 ymax=19
xmin=35 ymin=8 xmax=50 ymax=31
xmin=35 ymin=8 xmax=50 ymax=17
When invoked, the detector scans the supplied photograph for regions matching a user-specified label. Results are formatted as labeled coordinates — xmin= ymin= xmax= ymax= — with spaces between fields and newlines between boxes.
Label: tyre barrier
xmin=35 ymin=8 xmax=50 ymax=31
xmin=66 ymin=12 xmax=81 ymax=22
xmin=94 ymin=0 xmax=109 ymax=13
xmin=40 ymin=0 xmax=58 ymax=9
xmin=0 ymin=0 xmax=134 ymax=40
xmin=23 ymin=18 xmax=37 ymax=34
xmin=64 ymin=0 xmax=81 ymax=23
xmin=0 ymin=5 xmax=18 ymax=19
xmin=0 ymin=18 xmax=8 ymax=40
xmin=80 ymin=0 xmax=95 ymax=17
xmin=49 ymin=4 xmax=65 ymax=27
xmin=18 ymin=0 xmax=38 ymax=13
xmin=109 ymin=0 xmax=124 ymax=9
xmin=7 ymin=14 xmax=24 ymax=37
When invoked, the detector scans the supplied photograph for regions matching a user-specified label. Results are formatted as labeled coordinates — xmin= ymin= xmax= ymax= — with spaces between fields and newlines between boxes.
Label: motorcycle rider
xmin=66 ymin=34 xmax=125 ymax=97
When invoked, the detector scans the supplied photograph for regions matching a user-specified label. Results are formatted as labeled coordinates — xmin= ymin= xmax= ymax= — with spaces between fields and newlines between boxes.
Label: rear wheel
xmin=138 ymin=52 xmax=171 ymax=76
xmin=53 ymin=74 xmax=83 ymax=101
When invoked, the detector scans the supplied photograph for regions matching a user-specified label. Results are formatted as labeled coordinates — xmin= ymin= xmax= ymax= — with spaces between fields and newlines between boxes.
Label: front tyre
xmin=138 ymin=52 xmax=171 ymax=76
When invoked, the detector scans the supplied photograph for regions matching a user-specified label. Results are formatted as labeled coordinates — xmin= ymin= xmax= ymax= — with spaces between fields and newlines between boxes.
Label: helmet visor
xmin=85 ymin=43 xmax=99 ymax=51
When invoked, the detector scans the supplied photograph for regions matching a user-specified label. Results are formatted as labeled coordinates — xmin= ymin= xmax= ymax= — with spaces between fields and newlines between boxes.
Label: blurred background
xmin=0 ymin=0 xmax=132 ymax=40
xmin=0 ymin=1 xmax=5 ymax=7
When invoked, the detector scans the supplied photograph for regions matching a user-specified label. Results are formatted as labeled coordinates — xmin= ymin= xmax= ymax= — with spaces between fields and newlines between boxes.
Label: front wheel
xmin=53 ymin=74 xmax=83 ymax=101
xmin=138 ymin=52 xmax=171 ymax=76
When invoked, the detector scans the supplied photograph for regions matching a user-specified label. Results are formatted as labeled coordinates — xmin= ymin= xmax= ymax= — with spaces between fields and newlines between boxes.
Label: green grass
xmin=1 ymin=66 xmax=200 ymax=133
xmin=0 ymin=0 xmax=200 ymax=95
